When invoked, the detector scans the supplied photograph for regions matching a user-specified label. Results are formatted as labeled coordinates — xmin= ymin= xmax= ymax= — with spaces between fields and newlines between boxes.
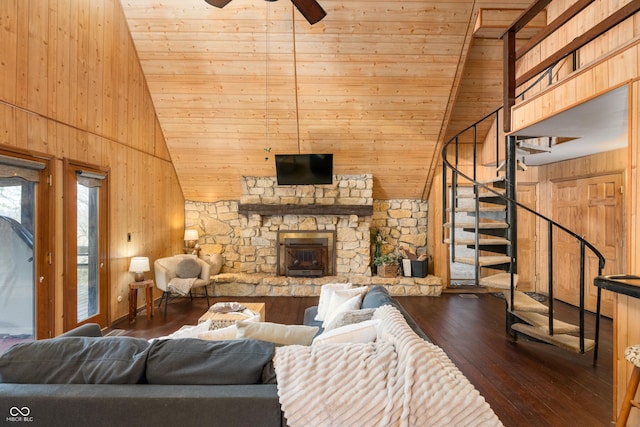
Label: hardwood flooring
xmin=112 ymin=292 xmax=614 ymax=427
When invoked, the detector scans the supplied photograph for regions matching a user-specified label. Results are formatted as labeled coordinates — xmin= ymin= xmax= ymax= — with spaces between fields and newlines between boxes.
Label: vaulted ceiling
xmin=120 ymin=0 xmax=537 ymax=202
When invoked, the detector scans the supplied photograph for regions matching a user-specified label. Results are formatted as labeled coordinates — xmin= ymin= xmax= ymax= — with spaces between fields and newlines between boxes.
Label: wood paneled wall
xmin=0 ymin=0 xmax=184 ymax=331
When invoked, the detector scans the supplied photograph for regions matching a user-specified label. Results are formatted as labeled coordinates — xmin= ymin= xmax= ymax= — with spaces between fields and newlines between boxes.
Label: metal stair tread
xmin=444 ymin=238 xmax=510 ymax=246
xmin=479 ymin=273 xmax=518 ymax=289
xmin=446 ymin=206 xmax=505 ymax=213
xmin=444 ymin=222 xmax=508 ymax=229
xmin=478 ymin=176 xmax=505 ymax=184
xmin=511 ymin=311 xmax=580 ymax=334
xmin=455 ymin=255 xmax=511 ymax=267
xmin=511 ymin=323 xmax=595 ymax=353
xmin=503 ymin=290 xmax=549 ymax=314
xmin=456 ymin=190 xmax=506 ymax=199
xmin=517 ymin=140 xmax=552 ymax=153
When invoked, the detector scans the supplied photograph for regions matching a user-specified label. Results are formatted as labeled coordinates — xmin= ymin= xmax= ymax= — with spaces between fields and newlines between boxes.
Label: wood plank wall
xmin=0 ymin=0 xmax=185 ymax=331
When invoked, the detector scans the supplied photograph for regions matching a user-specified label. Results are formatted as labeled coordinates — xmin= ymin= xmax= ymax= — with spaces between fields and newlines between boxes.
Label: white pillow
xmin=150 ymin=319 xmax=212 ymax=342
xmin=315 ymin=283 xmax=352 ymax=321
xmin=236 ymin=320 xmax=319 ymax=346
xmin=312 ymin=319 xmax=380 ymax=346
xmin=322 ymin=293 xmax=364 ymax=329
xmin=321 ymin=287 xmax=368 ymax=327
xmin=198 ymin=324 xmax=237 ymax=341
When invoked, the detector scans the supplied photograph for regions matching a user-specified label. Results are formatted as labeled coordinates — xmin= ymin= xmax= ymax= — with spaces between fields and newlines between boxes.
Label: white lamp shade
xmin=129 ymin=256 xmax=150 ymax=273
xmin=184 ymin=229 xmax=199 ymax=241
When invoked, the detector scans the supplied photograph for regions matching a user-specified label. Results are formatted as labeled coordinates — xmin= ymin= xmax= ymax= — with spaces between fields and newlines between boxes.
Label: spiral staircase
xmin=441 ymin=109 xmax=605 ymax=361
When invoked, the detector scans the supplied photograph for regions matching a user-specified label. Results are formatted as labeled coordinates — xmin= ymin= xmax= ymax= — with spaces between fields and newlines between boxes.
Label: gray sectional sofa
xmin=0 ymin=286 xmax=427 ymax=427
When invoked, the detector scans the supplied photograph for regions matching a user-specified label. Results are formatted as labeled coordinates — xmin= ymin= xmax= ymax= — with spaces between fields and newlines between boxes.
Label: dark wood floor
xmin=113 ymin=292 xmax=614 ymax=427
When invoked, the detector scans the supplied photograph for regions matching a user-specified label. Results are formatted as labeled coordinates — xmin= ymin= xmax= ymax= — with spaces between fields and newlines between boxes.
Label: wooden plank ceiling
xmin=120 ymin=0 xmax=536 ymax=202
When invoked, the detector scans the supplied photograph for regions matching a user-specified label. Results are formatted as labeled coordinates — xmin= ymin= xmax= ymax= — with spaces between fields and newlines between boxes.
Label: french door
xmin=64 ymin=161 xmax=109 ymax=330
xmin=0 ymin=151 xmax=52 ymax=340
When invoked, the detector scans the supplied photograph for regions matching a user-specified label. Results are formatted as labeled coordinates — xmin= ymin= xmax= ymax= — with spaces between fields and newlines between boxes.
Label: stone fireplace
xmin=185 ymin=174 xmax=429 ymax=279
xmin=277 ymin=230 xmax=336 ymax=277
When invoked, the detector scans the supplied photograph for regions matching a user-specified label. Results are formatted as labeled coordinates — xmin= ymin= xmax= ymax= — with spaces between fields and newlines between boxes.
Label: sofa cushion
xmin=146 ymin=338 xmax=274 ymax=385
xmin=236 ymin=321 xmax=319 ymax=346
xmin=175 ymin=257 xmax=201 ymax=278
xmin=361 ymin=285 xmax=400 ymax=310
xmin=0 ymin=337 xmax=150 ymax=384
xmin=312 ymin=319 xmax=379 ymax=345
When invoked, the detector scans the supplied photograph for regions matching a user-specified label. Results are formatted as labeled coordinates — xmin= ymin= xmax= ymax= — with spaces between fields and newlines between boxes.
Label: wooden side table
xmin=129 ymin=279 xmax=155 ymax=322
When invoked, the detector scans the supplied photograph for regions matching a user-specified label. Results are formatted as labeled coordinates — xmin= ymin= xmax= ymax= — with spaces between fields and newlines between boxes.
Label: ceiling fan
xmin=204 ymin=0 xmax=326 ymax=25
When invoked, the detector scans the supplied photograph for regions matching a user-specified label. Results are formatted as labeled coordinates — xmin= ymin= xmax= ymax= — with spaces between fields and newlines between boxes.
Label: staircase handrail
xmin=442 ymin=145 xmax=605 ymax=268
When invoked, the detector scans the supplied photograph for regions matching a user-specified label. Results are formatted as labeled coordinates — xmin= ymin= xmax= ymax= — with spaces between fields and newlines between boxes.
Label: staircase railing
xmin=441 ymin=108 xmax=606 ymax=362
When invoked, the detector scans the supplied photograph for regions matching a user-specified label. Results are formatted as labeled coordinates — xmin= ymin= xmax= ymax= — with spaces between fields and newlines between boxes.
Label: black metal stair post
xmin=505 ymin=135 xmax=518 ymax=326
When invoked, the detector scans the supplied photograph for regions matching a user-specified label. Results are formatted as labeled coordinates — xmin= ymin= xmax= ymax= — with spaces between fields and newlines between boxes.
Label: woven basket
xmin=377 ymin=264 xmax=399 ymax=278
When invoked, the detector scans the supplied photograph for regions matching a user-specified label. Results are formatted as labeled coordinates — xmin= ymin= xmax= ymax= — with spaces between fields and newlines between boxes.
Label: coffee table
xmin=198 ymin=302 xmax=265 ymax=330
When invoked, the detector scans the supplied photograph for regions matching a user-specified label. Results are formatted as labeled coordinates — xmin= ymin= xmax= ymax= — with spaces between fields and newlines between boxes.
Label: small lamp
xmin=184 ymin=229 xmax=199 ymax=248
xmin=129 ymin=256 xmax=150 ymax=282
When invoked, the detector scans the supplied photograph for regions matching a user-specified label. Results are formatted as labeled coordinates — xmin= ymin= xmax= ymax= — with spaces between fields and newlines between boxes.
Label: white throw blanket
xmin=167 ymin=277 xmax=197 ymax=296
xmin=274 ymin=305 xmax=503 ymax=427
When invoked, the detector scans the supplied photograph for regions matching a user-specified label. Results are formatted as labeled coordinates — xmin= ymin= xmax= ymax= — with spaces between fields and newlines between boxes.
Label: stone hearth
xmin=205 ymin=273 xmax=442 ymax=297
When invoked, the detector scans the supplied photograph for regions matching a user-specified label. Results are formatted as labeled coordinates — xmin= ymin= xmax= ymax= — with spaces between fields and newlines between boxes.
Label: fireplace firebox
xmin=277 ymin=231 xmax=336 ymax=277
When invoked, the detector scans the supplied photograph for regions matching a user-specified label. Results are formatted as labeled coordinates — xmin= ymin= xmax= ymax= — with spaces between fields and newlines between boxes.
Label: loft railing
xmin=441 ymin=108 xmax=606 ymax=362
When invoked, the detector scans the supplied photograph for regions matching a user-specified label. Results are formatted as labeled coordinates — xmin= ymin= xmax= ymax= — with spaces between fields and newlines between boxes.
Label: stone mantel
xmin=238 ymin=203 xmax=373 ymax=217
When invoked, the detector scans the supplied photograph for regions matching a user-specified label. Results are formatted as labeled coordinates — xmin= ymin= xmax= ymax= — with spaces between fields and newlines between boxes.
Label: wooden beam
xmin=238 ymin=204 xmax=373 ymax=217
xmin=474 ymin=8 xmax=546 ymax=40
xmin=501 ymin=0 xmax=552 ymax=36
xmin=503 ymin=30 xmax=516 ymax=133
xmin=516 ymin=0 xmax=596 ymax=60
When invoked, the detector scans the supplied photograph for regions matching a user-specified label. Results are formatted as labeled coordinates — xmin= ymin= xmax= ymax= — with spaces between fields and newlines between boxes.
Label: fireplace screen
xmin=277 ymin=231 xmax=336 ymax=277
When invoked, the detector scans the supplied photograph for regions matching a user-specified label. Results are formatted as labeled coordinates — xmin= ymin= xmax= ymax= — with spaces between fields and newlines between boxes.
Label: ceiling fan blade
xmin=290 ymin=0 xmax=327 ymax=24
xmin=204 ymin=0 xmax=232 ymax=8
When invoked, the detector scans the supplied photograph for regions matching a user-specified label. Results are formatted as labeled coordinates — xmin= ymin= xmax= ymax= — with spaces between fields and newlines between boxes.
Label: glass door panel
xmin=76 ymin=182 xmax=100 ymax=322
xmin=0 ymin=179 xmax=35 ymax=349
xmin=64 ymin=162 xmax=108 ymax=330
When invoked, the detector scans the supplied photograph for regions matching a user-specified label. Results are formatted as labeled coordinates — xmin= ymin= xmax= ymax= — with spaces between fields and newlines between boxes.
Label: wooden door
xmin=516 ymin=184 xmax=537 ymax=292
xmin=552 ymin=174 xmax=622 ymax=317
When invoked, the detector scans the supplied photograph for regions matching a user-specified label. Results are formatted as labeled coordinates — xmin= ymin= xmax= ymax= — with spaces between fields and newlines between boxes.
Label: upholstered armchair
xmin=154 ymin=254 xmax=211 ymax=317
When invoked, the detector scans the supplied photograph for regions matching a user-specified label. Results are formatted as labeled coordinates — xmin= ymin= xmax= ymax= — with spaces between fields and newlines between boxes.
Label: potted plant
xmin=373 ymin=253 xmax=399 ymax=278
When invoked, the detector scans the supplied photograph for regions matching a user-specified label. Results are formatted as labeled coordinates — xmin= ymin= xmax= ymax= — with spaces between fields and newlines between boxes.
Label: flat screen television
xmin=275 ymin=154 xmax=333 ymax=185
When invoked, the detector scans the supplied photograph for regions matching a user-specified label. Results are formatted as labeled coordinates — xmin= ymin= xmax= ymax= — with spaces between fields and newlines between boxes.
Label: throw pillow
xmin=146 ymin=338 xmax=274 ymax=385
xmin=321 ymin=287 xmax=368 ymax=328
xmin=236 ymin=321 xmax=319 ymax=346
xmin=322 ymin=293 xmax=364 ymax=329
xmin=0 ymin=337 xmax=150 ymax=384
xmin=312 ymin=319 xmax=380 ymax=346
xmin=325 ymin=308 xmax=376 ymax=331
xmin=150 ymin=320 xmax=212 ymax=342
xmin=314 ymin=283 xmax=352 ymax=321
xmin=198 ymin=324 xmax=238 ymax=341
xmin=175 ymin=257 xmax=201 ymax=278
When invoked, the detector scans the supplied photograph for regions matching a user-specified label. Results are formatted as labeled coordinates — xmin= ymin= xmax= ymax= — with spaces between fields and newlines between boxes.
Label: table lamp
xmin=129 ymin=256 xmax=150 ymax=282
xmin=184 ymin=229 xmax=199 ymax=248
